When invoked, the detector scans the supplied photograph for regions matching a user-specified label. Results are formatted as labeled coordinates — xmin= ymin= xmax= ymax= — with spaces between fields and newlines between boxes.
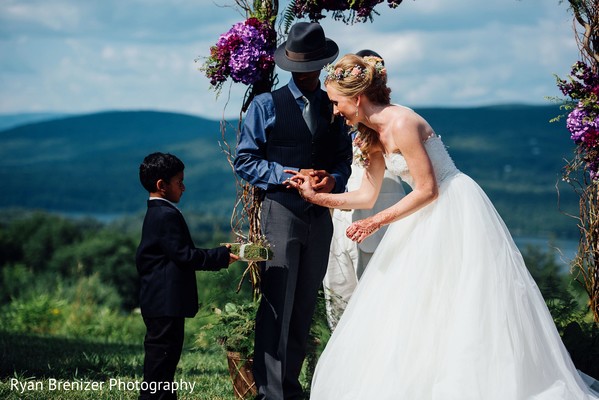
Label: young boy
xmin=136 ymin=152 xmax=238 ymax=400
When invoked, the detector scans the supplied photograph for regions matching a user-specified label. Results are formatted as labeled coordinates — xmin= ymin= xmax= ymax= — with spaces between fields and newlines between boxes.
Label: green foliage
xmin=197 ymin=302 xmax=258 ymax=357
xmin=281 ymin=3 xmax=298 ymax=33
xmin=522 ymin=244 xmax=587 ymax=333
xmin=0 ymin=212 xmax=139 ymax=311
xmin=195 ymin=291 xmax=332 ymax=391
xmin=0 ymin=277 xmax=145 ymax=342
xmin=0 ymin=263 xmax=34 ymax=303
xmin=196 ymin=262 xmax=253 ymax=308
xmin=1 ymin=293 xmax=66 ymax=335
xmin=48 ymin=229 xmax=139 ymax=310
xmin=522 ymin=244 xmax=598 ymax=379
xmin=64 ymin=273 xmax=124 ymax=311
xmin=2 ymin=213 xmax=85 ymax=272
xmin=0 ymin=210 xmax=256 ymax=345
xmin=303 ymin=290 xmax=331 ymax=388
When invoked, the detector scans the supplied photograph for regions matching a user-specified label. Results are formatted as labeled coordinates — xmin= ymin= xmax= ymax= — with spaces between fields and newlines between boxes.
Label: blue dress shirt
xmin=234 ymin=78 xmax=349 ymax=193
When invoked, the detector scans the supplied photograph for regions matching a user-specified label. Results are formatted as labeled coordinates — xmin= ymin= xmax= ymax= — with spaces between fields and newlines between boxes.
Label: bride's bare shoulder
xmin=390 ymin=105 xmax=434 ymax=142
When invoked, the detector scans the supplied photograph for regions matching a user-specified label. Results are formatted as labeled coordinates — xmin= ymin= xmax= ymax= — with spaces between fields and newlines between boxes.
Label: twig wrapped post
xmin=200 ymin=5 xmax=278 ymax=301
xmin=556 ymin=0 xmax=599 ymax=324
xmin=219 ymin=118 xmax=273 ymax=300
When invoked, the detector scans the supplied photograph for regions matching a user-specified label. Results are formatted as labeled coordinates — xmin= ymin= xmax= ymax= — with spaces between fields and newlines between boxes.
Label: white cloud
xmin=1 ymin=0 xmax=83 ymax=32
xmin=0 ymin=0 xmax=584 ymax=119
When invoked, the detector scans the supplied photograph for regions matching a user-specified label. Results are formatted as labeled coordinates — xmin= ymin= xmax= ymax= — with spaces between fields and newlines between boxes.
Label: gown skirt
xmin=310 ymin=169 xmax=598 ymax=400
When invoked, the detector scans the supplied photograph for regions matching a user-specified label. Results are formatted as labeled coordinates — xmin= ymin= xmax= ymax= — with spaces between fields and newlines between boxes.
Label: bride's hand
xmin=346 ymin=218 xmax=380 ymax=243
xmin=284 ymin=170 xmax=317 ymax=201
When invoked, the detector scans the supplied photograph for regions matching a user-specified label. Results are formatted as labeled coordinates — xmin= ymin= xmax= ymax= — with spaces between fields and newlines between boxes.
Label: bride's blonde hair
xmin=324 ymin=54 xmax=391 ymax=163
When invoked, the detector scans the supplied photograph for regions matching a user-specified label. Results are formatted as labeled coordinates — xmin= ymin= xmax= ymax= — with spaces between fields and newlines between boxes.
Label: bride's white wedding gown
xmin=310 ymin=136 xmax=598 ymax=400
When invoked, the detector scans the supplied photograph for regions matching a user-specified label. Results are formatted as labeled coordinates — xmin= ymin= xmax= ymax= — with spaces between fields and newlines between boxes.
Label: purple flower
xmin=567 ymin=106 xmax=591 ymax=142
xmin=558 ymin=61 xmax=599 ymax=181
xmin=558 ymin=62 xmax=599 ymax=101
xmin=202 ymin=18 xmax=275 ymax=89
xmin=292 ymin=0 xmax=400 ymax=24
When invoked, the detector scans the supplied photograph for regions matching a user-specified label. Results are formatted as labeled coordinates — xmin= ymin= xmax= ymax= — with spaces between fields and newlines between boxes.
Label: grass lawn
xmin=0 ymin=330 xmax=238 ymax=400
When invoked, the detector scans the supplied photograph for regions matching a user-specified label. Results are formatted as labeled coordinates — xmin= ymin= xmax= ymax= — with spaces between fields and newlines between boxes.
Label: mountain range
xmin=0 ymin=106 xmax=581 ymax=238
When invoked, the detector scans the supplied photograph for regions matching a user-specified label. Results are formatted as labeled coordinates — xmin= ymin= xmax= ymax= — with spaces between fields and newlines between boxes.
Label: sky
xmin=0 ymin=0 xmax=581 ymax=120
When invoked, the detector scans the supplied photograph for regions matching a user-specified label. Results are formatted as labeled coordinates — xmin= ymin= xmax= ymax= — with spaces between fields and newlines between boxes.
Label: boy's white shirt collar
xmin=149 ymin=197 xmax=181 ymax=212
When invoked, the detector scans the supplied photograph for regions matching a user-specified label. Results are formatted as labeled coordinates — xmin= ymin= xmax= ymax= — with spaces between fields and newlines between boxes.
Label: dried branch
xmin=568 ymin=0 xmax=599 ymax=67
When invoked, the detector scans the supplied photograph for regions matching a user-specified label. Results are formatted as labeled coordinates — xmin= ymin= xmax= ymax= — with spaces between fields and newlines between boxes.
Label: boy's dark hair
xmin=139 ymin=152 xmax=185 ymax=193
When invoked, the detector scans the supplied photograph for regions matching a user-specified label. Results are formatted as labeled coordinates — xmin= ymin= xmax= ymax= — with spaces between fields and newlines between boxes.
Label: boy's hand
xmin=225 ymin=244 xmax=240 ymax=264
xmin=228 ymin=253 xmax=239 ymax=264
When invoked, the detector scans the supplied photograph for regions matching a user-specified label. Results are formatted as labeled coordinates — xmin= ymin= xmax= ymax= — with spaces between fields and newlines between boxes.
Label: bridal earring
xmin=355 ymin=106 xmax=359 ymax=117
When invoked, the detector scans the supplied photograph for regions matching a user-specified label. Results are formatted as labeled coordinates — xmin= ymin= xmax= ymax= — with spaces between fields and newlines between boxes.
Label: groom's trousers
xmin=253 ymin=198 xmax=333 ymax=399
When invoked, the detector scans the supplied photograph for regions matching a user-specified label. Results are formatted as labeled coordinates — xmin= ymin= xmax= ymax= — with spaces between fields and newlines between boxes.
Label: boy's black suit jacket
xmin=135 ymin=199 xmax=230 ymax=318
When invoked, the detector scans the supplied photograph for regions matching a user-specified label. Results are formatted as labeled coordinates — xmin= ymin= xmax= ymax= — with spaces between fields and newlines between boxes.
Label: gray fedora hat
xmin=274 ymin=22 xmax=339 ymax=72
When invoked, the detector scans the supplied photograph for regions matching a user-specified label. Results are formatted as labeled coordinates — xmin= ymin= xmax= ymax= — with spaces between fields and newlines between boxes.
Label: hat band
xmin=286 ymin=46 xmax=327 ymax=61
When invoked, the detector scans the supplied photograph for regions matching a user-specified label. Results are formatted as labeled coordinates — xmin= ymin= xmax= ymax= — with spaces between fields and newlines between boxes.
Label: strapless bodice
xmin=384 ymin=136 xmax=459 ymax=188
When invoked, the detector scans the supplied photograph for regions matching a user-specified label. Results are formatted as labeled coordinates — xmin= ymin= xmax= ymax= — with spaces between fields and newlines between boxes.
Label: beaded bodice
xmin=383 ymin=136 xmax=459 ymax=188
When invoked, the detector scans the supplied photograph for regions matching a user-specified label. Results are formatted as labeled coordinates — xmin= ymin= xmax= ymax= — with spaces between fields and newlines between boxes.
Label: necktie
xmin=302 ymin=95 xmax=317 ymax=134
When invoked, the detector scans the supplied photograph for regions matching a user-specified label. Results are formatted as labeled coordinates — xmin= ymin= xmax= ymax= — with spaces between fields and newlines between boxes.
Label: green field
xmin=0 ymin=329 xmax=238 ymax=400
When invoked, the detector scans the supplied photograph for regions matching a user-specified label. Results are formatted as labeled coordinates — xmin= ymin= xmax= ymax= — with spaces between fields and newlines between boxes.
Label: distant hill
xmin=0 ymin=106 xmax=581 ymax=238
xmin=0 ymin=112 xmax=72 ymax=131
xmin=0 ymin=110 xmax=235 ymax=216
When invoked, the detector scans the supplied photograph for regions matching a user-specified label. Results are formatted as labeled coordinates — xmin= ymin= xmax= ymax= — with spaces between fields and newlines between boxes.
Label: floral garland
xmin=324 ymin=64 xmax=366 ymax=81
xmin=199 ymin=17 xmax=275 ymax=93
xmin=556 ymin=61 xmax=599 ymax=181
xmin=292 ymin=0 xmax=403 ymax=24
xmin=323 ymin=56 xmax=386 ymax=83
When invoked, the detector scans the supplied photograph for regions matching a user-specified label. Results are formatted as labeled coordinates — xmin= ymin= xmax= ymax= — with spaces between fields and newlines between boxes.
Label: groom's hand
xmin=310 ymin=170 xmax=336 ymax=193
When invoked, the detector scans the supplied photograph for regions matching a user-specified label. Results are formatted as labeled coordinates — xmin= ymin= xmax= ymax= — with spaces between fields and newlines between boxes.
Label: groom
xmin=234 ymin=22 xmax=352 ymax=399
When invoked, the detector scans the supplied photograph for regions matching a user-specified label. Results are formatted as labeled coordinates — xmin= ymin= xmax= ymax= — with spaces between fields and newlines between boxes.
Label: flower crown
xmin=323 ymin=56 xmax=386 ymax=83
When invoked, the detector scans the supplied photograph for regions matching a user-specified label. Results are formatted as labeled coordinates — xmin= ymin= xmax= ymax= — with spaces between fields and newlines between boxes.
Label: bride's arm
xmin=287 ymin=149 xmax=386 ymax=210
xmin=347 ymin=118 xmax=439 ymax=242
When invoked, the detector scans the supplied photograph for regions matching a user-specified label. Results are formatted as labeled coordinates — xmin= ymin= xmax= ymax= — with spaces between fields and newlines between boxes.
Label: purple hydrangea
xmin=203 ymin=18 xmax=275 ymax=88
xmin=220 ymin=20 xmax=274 ymax=85
xmin=566 ymin=105 xmax=599 ymax=144
xmin=559 ymin=62 xmax=599 ymax=181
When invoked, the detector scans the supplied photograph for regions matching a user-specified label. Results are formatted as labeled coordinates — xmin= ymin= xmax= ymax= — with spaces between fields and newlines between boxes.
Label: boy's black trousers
xmin=139 ymin=316 xmax=185 ymax=400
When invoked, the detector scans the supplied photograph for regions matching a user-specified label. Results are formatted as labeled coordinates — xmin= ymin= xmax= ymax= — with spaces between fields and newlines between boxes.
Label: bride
xmin=287 ymin=54 xmax=598 ymax=399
